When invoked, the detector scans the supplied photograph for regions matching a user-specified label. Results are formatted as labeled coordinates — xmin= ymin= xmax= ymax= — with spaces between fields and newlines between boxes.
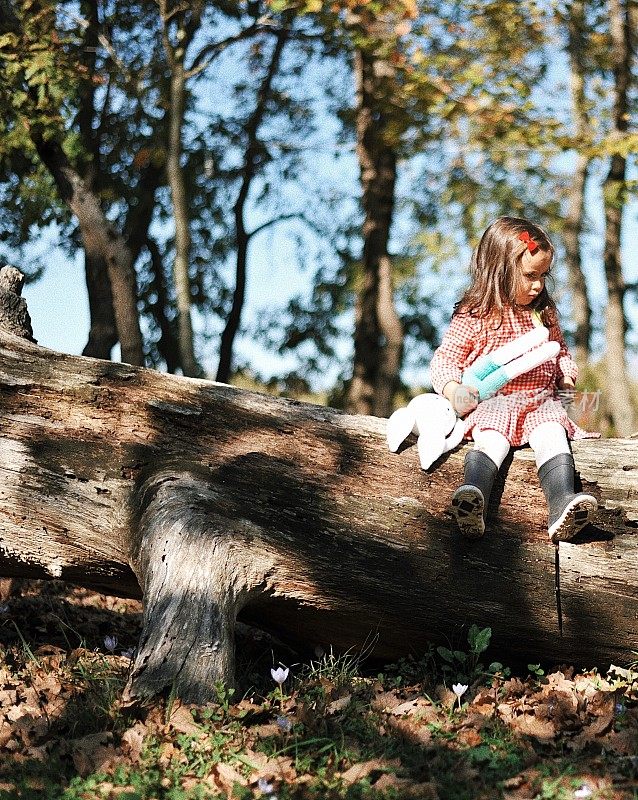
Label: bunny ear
xmin=501 ymin=340 xmax=560 ymax=382
xmin=386 ymin=407 xmax=416 ymax=452
xmin=486 ymin=327 xmax=549 ymax=368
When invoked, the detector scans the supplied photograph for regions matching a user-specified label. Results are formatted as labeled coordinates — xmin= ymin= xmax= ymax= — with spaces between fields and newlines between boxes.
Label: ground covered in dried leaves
xmin=0 ymin=581 xmax=636 ymax=799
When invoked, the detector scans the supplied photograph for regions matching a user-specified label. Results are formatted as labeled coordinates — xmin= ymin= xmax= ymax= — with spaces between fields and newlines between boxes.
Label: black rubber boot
xmin=538 ymin=453 xmax=597 ymax=543
xmin=451 ymin=450 xmax=499 ymax=538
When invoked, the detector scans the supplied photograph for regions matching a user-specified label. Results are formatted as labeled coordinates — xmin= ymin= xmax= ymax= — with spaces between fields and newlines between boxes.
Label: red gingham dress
xmin=429 ymin=306 xmax=598 ymax=446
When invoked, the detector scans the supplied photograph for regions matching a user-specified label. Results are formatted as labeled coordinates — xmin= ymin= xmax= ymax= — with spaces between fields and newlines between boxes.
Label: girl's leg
xmin=528 ymin=421 xmax=570 ymax=468
xmin=473 ymin=428 xmax=511 ymax=467
xmin=529 ymin=422 xmax=597 ymax=542
xmin=452 ymin=428 xmax=510 ymax=538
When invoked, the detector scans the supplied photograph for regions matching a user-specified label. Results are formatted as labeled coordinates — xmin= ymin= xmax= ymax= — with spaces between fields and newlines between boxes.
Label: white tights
xmin=473 ymin=421 xmax=570 ymax=470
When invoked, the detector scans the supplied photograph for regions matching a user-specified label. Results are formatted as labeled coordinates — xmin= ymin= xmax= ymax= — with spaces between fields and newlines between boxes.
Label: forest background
xmin=0 ymin=0 xmax=637 ymax=436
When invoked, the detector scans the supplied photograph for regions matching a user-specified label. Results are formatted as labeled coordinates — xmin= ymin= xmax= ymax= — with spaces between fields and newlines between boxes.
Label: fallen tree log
xmin=0 ymin=302 xmax=636 ymax=703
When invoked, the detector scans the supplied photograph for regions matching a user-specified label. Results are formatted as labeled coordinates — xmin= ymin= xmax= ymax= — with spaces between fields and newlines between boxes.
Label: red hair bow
xmin=519 ymin=231 xmax=538 ymax=253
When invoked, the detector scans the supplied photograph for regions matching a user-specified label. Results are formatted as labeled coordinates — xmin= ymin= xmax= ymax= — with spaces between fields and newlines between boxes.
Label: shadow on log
xmin=0 ymin=268 xmax=637 ymax=703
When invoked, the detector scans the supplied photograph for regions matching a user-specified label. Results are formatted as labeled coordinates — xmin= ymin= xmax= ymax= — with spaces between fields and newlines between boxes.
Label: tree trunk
xmin=76 ymin=0 xmax=118 ymax=361
xmin=563 ymin=0 xmax=592 ymax=366
xmin=145 ymin=237 xmax=182 ymax=374
xmin=82 ymin=252 xmax=118 ymax=360
xmin=31 ymin=137 xmax=144 ymax=367
xmin=346 ymin=44 xmax=403 ymax=418
xmin=165 ymin=63 xmax=200 ymax=378
xmin=602 ymin=0 xmax=635 ymax=437
xmin=216 ymin=27 xmax=289 ymax=384
xmin=0 ymin=306 xmax=636 ymax=703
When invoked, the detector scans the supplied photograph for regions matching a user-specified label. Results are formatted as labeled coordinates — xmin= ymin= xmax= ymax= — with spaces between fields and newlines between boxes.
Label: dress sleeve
xmin=429 ymin=313 xmax=478 ymax=394
xmin=548 ymin=311 xmax=578 ymax=384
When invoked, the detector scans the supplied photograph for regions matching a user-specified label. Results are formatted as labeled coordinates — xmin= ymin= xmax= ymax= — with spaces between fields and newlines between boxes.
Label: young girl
xmin=429 ymin=216 xmax=598 ymax=542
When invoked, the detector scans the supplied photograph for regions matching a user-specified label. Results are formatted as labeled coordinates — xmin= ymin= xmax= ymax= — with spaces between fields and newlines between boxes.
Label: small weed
xmin=528 ymin=663 xmax=545 ymax=679
xmin=437 ymin=624 xmax=492 ymax=684
xmin=66 ymin=651 xmax=128 ymax=736
xmin=300 ymin=646 xmax=365 ymax=688
xmin=378 ymin=647 xmax=437 ymax=689
xmin=9 ymin=620 xmax=40 ymax=666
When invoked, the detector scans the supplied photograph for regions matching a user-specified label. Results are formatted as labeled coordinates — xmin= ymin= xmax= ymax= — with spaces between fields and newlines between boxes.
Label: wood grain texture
xmin=0 ymin=330 xmax=636 ymax=700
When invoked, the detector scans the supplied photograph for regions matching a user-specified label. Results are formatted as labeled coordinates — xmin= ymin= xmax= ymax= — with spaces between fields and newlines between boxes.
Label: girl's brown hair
xmin=454 ymin=216 xmax=556 ymax=327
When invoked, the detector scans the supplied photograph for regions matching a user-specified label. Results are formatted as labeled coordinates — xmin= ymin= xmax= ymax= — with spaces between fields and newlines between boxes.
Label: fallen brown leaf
xmin=339 ymin=757 xmax=400 ymax=786
xmin=121 ymin=723 xmax=146 ymax=763
xmin=211 ymin=761 xmax=248 ymax=796
xmin=250 ymin=723 xmax=283 ymax=739
xmin=510 ymin=714 xmax=555 ymax=741
xmin=326 ymin=694 xmax=351 ymax=715
xmin=373 ymin=772 xmax=439 ymax=798
xmin=456 ymin=728 xmax=482 ymax=747
xmin=387 ymin=716 xmax=433 ymax=746
xmin=472 ymin=689 xmax=496 ymax=716
xmin=167 ymin=703 xmax=200 ymax=735
xmin=391 ymin=698 xmax=438 ymax=721
xmin=70 ymin=732 xmax=116 ymax=777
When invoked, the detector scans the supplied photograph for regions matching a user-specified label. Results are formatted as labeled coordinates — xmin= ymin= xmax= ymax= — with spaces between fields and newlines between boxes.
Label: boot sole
xmin=452 ymin=486 xmax=485 ymax=538
xmin=549 ymin=494 xmax=597 ymax=543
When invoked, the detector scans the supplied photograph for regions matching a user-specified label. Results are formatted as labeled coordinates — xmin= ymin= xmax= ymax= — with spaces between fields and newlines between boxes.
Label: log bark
xmin=0 ymin=325 xmax=636 ymax=704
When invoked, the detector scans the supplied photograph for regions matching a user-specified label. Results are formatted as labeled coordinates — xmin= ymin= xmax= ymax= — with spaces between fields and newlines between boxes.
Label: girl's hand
xmin=443 ymin=381 xmax=479 ymax=416
xmin=557 ymin=376 xmax=576 ymax=406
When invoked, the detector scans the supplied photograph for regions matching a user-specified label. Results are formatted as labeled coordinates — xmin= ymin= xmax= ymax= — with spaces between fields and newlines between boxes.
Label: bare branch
xmin=248 ymin=212 xmax=325 ymax=240
xmin=186 ymin=18 xmax=276 ymax=77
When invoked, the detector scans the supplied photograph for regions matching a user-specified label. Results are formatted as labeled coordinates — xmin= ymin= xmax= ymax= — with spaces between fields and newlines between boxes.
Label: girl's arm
xmin=430 ymin=314 xmax=480 ymax=413
xmin=547 ymin=311 xmax=578 ymax=388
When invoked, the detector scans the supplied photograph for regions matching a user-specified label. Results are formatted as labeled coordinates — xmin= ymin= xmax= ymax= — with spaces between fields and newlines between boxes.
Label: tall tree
xmin=75 ymin=0 xmax=117 ymax=359
xmin=0 ymin=0 xmax=145 ymax=365
xmin=602 ymin=0 xmax=635 ymax=436
xmin=559 ymin=0 xmax=593 ymax=366
xmin=159 ymin=0 xmax=203 ymax=377
xmin=215 ymin=22 xmax=292 ymax=383
xmin=345 ymin=8 xmax=404 ymax=417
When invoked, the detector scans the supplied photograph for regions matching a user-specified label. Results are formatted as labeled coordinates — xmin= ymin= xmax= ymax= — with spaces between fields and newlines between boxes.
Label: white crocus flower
xmin=271 ymin=666 xmax=289 ymax=686
xmin=452 ymin=683 xmax=468 ymax=710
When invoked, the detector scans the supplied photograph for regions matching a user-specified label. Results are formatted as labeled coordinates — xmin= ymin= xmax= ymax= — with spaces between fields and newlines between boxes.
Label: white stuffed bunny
xmin=386 ymin=393 xmax=465 ymax=470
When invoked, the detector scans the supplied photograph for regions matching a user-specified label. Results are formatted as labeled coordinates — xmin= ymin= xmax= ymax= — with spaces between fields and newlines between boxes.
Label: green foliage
xmin=0 ymin=1 xmax=82 ymax=139
xmin=436 ymin=624 xmax=492 ymax=684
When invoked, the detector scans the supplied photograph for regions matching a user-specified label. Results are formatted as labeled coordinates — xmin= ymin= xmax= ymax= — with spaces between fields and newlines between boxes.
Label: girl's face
xmin=514 ymin=247 xmax=552 ymax=306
